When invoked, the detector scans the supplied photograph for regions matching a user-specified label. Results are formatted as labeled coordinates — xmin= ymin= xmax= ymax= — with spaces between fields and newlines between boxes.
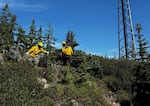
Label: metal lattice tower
xmin=118 ymin=0 xmax=136 ymax=59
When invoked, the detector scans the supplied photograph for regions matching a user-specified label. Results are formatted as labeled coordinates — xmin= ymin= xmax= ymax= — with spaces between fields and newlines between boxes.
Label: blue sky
xmin=0 ymin=0 xmax=150 ymax=57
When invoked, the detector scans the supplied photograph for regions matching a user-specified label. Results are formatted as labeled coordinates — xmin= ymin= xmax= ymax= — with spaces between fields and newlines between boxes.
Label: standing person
xmin=61 ymin=41 xmax=73 ymax=66
xmin=26 ymin=42 xmax=49 ymax=66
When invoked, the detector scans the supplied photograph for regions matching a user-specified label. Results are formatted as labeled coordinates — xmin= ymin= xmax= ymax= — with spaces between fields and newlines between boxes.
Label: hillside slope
xmin=0 ymin=63 xmax=119 ymax=106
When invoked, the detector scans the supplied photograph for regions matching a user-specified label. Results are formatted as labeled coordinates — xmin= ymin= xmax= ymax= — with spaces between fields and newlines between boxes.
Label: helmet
xmin=62 ymin=41 xmax=66 ymax=45
xmin=38 ymin=42 xmax=43 ymax=47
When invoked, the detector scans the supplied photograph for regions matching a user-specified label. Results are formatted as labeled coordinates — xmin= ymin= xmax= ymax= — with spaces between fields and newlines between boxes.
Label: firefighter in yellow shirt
xmin=26 ymin=42 xmax=49 ymax=66
xmin=61 ymin=41 xmax=73 ymax=66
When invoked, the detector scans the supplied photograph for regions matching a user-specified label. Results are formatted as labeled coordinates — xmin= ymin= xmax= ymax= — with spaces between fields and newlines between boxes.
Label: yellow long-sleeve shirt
xmin=62 ymin=46 xmax=73 ymax=56
xmin=27 ymin=45 xmax=48 ymax=57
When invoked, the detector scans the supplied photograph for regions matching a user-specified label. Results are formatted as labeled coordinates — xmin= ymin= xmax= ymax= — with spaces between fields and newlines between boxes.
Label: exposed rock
xmin=37 ymin=77 xmax=50 ymax=89
xmin=6 ymin=47 xmax=22 ymax=62
xmin=71 ymin=99 xmax=79 ymax=106
xmin=0 ymin=53 xmax=4 ymax=62
xmin=43 ymin=83 xmax=50 ymax=89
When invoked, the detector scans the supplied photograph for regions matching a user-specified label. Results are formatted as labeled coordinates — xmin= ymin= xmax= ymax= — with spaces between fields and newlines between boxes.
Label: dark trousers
xmin=62 ymin=55 xmax=71 ymax=66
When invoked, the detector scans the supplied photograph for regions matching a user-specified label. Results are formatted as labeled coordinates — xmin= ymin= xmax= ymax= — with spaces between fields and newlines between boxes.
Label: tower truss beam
xmin=118 ymin=0 xmax=136 ymax=59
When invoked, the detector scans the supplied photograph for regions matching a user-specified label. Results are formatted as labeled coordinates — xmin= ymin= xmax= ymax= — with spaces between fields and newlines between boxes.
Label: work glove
xmin=26 ymin=52 xmax=29 ymax=56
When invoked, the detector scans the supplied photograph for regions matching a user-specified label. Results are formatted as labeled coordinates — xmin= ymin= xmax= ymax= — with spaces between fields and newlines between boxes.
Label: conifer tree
xmin=15 ymin=25 xmax=27 ymax=49
xmin=136 ymin=24 xmax=149 ymax=61
xmin=28 ymin=19 xmax=37 ymax=48
xmin=43 ymin=23 xmax=57 ymax=52
xmin=148 ymin=54 xmax=150 ymax=63
xmin=0 ymin=4 xmax=17 ymax=51
xmin=36 ymin=25 xmax=43 ymax=43
xmin=66 ymin=30 xmax=79 ymax=50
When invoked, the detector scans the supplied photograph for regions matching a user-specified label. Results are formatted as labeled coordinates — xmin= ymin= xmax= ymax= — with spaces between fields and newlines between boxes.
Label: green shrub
xmin=0 ymin=63 xmax=54 ymax=105
xmin=116 ymin=90 xmax=131 ymax=105
xmin=102 ymin=76 xmax=121 ymax=91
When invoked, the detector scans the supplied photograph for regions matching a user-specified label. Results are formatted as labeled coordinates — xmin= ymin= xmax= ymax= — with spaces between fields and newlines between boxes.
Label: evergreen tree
xmin=28 ymin=19 xmax=37 ymax=48
xmin=0 ymin=4 xmax=17 ymax=51
xmin=136 ymin=24 xmax=149 ymax=61
xmin=148 ymin=54 xmax=150 ymax=63
xmin=43 ymin=23 xmax=57 ymax=52
xmin=36 ymin=25 xmax=43 ymax=43
xmin=65 ymin=30 xmax=79 ymax=50
xmin=15 ymin=25 xmax=27 ymax=50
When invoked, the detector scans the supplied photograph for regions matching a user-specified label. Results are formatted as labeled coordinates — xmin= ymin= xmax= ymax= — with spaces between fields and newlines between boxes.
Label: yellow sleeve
xmin=41 ymin=48 xmax=48 ymax=53
xmin=28 ymin=46 xmax=36 ymax=53
xmin=62 ymin=47 xmax=65 ymax=53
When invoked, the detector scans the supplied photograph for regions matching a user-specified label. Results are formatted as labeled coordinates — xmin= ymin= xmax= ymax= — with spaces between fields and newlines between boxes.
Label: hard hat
xmin=62 ymin=41 xmax=66 ymax=45
xmin=38 ymin=42 xmax=43 ymax=47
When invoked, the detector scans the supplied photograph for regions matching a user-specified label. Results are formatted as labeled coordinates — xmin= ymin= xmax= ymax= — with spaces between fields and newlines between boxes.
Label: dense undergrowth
xmin=0 ymin=63 xmax=111 ymax=106
xmin=0 ymin=50 xmax=150 ymax=106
